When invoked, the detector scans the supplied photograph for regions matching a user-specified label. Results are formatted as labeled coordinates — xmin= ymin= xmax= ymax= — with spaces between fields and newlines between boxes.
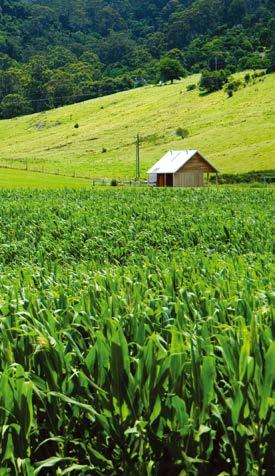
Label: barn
xmin=147 ymin=150 xmax=219 ymax=187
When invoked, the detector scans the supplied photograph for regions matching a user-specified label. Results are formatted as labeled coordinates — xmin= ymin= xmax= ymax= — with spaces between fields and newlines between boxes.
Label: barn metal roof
xmin=147 ymin=150 xmax=218 ymax=174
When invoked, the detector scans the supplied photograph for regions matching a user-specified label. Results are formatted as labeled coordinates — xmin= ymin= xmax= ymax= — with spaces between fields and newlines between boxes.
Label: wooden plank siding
xmin=174 ymin=171 xmax=203 ymax=187
xmin=178 ymin=153 xmax=216 ymax=173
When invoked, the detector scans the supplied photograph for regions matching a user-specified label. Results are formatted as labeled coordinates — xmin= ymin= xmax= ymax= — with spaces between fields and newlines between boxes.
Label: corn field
xmin=0 ymin=188 xmax=274 ymax=475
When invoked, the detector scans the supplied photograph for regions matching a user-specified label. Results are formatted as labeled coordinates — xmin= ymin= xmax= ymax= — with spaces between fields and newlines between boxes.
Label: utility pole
xmin=135 ymin=133 xmax=140 ymax=181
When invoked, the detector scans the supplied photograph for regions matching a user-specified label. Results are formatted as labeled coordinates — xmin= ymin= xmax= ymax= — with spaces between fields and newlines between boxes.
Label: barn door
xmin=165 ymin=174 xmax=173 ymax=187
xmin=157 ymin=174 xmax=165 ymax=187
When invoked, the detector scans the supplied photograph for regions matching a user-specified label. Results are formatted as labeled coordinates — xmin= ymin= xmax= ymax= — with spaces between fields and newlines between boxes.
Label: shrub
xmin=74 ymin=123 xmax=79 ymax=128
xmin=175 ymin=127 xmax=189 ymax=139
xmin=254 ymin=70 xmax=266 ymax=78
xmin=199 ymin=69 xmax=229 ymax=93
xmin=210 ymin=170 xmax=275 ymax=184
xmin=110 ymin=179 xmax=118 ymax=186
xmin=186 ymin=83 xmax=196 ymax=91
xmin=224 ymin=79 xmax=242 ymax=97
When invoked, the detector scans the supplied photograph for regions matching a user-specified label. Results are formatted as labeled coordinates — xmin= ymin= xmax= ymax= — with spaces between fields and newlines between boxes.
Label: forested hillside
xmin=0 ymin=0 xmax=274 ymax=118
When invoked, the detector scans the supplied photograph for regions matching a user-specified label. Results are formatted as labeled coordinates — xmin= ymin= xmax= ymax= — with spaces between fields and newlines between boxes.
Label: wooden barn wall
xmin=179 ymin=153 xmax=216 ymax=173
xmin=174 ymin=171 xmax=203 ymax=187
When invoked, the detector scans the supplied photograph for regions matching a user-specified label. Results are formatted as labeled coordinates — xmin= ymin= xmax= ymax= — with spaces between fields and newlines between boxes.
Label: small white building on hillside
xmin=147 ymin=150 xmax=219 ymax=187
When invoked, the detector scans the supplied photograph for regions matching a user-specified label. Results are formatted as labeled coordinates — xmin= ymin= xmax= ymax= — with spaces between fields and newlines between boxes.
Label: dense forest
xmin=0 ymin=0 xmax=274 ymax=118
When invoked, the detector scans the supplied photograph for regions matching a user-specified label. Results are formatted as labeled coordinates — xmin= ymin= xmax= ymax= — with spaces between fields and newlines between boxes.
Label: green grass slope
xmin=0 ymin=169 xmax=91 ymax=189
xmin=0 ymin=72 xmax=274 ymax=181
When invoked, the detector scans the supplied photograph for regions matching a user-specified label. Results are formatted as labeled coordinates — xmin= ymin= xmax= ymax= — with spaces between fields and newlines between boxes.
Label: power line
xmin=0 ymin=83 xmax=131 ymax=105
xmin=0 ymin=90 xmax=105 ymax=104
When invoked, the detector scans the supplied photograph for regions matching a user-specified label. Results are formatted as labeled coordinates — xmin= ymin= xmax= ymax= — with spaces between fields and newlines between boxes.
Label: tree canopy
xmin=0 ymin=0 xmax=274 ymax=118
xmin=158 ymin=57 xmax=185 ymax=83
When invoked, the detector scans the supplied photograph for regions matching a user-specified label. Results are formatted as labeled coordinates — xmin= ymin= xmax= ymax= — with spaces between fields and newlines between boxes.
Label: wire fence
xmin=92 ymin=179 xmax=148 ymax=186
xmin=0 ymin=161 xmax=148 ymax=186
xmin=1 ymin=160 xmax=273 ymax=187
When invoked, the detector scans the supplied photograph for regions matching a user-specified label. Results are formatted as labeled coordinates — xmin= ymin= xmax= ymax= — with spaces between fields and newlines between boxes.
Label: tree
xmin=227 ymin=0 xmax=246 ymax=25
xmin=98 ymin=6 xmax=126 ymax=35
xmin=67 ymin=62 xmax=98 ymax=83
xmin=98 ymin=32 xmax=136 ymax=64
xmin=158 ymin=57 xmax=185 ymax=84
xmin=0 ymin=94 xmax=32 ymax=119
xmin=124 ymin=46 xmax=152 ymax=69
xmin=46 ymin=46 xmax=77 ymax=69
xmin=25 ymin=57 xmax=51 ymax=112
xmin=238 ymin=53 xmax=268 ymax=70
xmin=145 ymin=32 xmax=166 ymax=58
xmin=0 ymin=0 xmax=273 ymax=118
xmin=0 ymin=53 xmax=18 ymax=71
xmin=98 ymin=77 xmax=117 ymax=96
xmin=166 ymin=48 xmax=185 ymax=64
xmin=80 ymin=51 xmax=102 ymax=71
xmin=46 ymin=71 xmax=77 ymax=107
xmin=25 ymin=4 xmax=57 ymax=36
xmin=268 ymin=43 xmax=275 ymax=73
xmin=267 ymin=18 xmax=275 ymax=73
xmin=0 ymin=68 xmax=25 ymax=100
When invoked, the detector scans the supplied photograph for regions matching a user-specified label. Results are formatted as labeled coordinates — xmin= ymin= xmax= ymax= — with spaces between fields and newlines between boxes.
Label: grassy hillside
xmin=0 ymin=72 xmax=274 ymax=181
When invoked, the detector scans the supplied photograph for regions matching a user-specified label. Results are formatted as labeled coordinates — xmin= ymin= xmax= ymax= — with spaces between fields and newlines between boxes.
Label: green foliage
xmin=0 ymin=0 xmax=274 ymax=117
xmin=165 ymin=48 xmax=185 ymax=64
xmin=0 ymin=188 xmax=273 ymax=474
xmin=211 ymin=170 xmax=275 ymax=184
xmin=267 ymin=18 xmax=275 ymax=73
xmin=186 ymin=83 xmax=197 ymax=91
xmin=0 ymin=93 xmax=32 ymax=119
xmin=238 ymin=52 xmax=269 ymax=70
xmin=47 ymin=46 xmax=77 ymax=70
xmin=175 ymin=127 xmax=189 ymax=139
xmin=224 ymin=79 xmax=243 ymax=97
xmin=46 ymin=70 xmax=77 ymax=107
xmin=158 ymin=57 xmax=185 ymax=83
xmin=0 ymin=68 xmax=25 ymax=101
xmin=199 ymin=69 xmax=229 ymax=93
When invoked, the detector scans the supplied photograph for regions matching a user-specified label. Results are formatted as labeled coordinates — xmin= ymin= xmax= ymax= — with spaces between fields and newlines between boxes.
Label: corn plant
xmin=0 ymin=188 xmax=273 ymax=475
